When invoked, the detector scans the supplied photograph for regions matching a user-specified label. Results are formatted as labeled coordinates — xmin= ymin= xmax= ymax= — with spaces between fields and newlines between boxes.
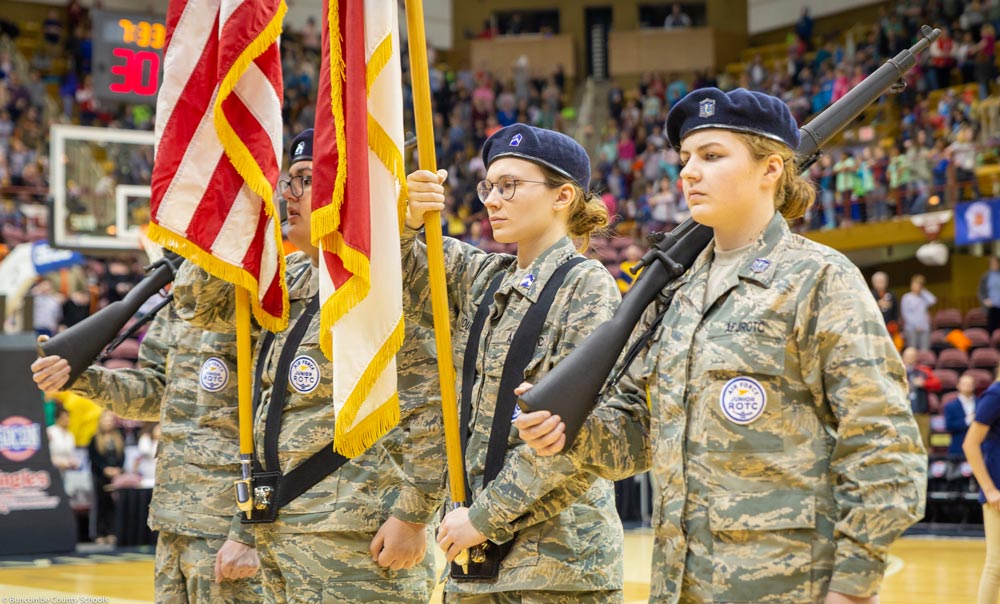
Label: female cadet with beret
xmin=404 ymin=123 xmax=626 ymax=603
xmin=515 ymin=89 xmax=927 ymax=604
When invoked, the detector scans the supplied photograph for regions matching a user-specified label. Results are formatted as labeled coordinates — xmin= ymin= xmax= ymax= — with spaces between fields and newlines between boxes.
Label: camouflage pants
xmin=254 ymin=527 xmax=431 ymax=604
xmin=155 ymin=532 xmax=262 ymax=604
xmin=443 ymin=591 xmax=622 ymax=604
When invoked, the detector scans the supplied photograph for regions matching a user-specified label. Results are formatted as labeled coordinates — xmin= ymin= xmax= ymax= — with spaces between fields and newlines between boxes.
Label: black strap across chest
xmin=251 ymin=294 xmax=349 ymax=509
xmin=459 ymin=256 xmax=585 ymax=493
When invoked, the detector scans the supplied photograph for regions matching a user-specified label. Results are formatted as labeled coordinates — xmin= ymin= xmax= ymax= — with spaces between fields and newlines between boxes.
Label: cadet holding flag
xmin=175 ymin=129 xmax=432 ymax=604
xmin=517 ymin=88 xmax=927 ymax=604
xmin=404 ymin=123 xmax=626 ymax=603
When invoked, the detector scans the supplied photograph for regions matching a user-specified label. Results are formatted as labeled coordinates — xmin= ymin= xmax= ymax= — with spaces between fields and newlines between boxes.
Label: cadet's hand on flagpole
xmin=437 ymin=506 xmax=487 ymax=563
xmin=824 ymin=592 xmax=877 ymax=604
xmin=370 ymin=516 xmax=426 ymax=571
xmin=214 ymin=539 xmax=258 ymax=582
xmin=513 ymin=382 xmax=567 ymax=456
xmin=405 ymin=169 xmax=448 ymax=230
xmin=31 ymin=337 xmax=72 ymax=393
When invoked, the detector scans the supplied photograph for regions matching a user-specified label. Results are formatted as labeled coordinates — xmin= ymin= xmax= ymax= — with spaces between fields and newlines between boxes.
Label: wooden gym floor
xmin=0 ymin=532 xmax=984 ymax=603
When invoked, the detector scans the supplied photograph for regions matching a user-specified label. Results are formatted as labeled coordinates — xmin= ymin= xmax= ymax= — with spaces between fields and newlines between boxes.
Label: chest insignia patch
xmin=289 ymin=355 xmax=321 ymax=394
xmin=199 ymin=357 xmax=229 ymax=392
xmin=719 ymin=376 xmax=767 ymax=425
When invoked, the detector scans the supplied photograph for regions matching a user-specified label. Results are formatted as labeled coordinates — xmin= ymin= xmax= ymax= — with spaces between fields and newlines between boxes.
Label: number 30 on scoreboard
xmin=93 ymin=10 xmax=166 ymax=103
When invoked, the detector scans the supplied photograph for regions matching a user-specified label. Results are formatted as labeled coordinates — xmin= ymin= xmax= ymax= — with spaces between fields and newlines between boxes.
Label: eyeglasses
xmin=476 ymin=175 xmax=549 ymax=203
xmin=278 ymin=175 xmax=313 ymax=198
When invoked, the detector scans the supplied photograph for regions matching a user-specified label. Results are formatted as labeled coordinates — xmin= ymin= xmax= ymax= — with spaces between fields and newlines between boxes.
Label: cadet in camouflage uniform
xmin=404 ymin=123 xmax=625 ymax=603
xmin=173 ymin=129 xmax=432 ymax=604
xmin=31 ymin=292 xmax=261 ymax=603
xmin=518 ymin=89 xmax=927 ymax=604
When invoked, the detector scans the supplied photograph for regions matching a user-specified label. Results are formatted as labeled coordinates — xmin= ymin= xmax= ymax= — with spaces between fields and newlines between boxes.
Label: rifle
xmin=38 ymin=251 xmax=183 ymax=387
xmin=518 ymin=25 xmax=942 ymax=447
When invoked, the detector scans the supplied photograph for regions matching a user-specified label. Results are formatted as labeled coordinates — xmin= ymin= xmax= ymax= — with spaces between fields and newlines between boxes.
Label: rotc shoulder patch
xmin=749 ymin=258 xmax=771 ymax=273
xmin=200 ymin=357 xmax=229 ymax=392
xmin=289 ymin=355 xmax=321 ymax=394
xmin=719 ymin=376 xmax=767 ymax=425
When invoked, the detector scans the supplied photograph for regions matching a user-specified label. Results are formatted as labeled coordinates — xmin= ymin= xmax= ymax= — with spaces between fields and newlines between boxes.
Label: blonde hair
xmin=539 ymin=166 xmax=609 ymax=251
xmin=734 ymin=132 xmax=814 ymax=220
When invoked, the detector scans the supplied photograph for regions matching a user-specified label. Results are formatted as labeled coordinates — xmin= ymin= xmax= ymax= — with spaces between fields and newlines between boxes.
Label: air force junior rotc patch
xmin=289 ymin=355 xmax=321 ymax=393
xmin=199 ymin=357 xmax=229 ymax=392
xmin=719 ymin=376 xmax=767 ymax=424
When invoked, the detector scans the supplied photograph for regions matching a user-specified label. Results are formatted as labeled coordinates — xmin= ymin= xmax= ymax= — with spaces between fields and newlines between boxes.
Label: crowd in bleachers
xmin=597 ymin=1 xmax=1000 ymax=255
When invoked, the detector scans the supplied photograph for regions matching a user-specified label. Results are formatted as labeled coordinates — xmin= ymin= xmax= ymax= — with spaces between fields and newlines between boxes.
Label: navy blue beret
xmin=666 ymin=88 xmax=800 ymax=151
xmin=289 ymin=128 xmax=313 ymax=166
xmin=482 ymin=124 xmax=591 ymax=191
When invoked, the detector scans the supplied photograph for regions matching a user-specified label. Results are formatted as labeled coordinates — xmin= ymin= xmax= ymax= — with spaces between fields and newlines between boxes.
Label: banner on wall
xmin=955 ymin=199 xmax=1000 ymax=246
xmin=0 ymin=334 xmax=76 ymax=555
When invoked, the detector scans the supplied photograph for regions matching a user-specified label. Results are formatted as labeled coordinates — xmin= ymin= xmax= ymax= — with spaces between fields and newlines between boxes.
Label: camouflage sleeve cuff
xmin=67 ymin=367 xmax=102 ymax=401
xmin=391 ymin=483 xmax=441 ymax=525
xmin=467 ymin=500 xmax=516 ymax=544
xmin=828 ymin=555 xmax=887 ymax=598
xmin=401 ymin=224 xmax=422 ymax=241
xmin=227 ymin=513 xmax=254 ymax=546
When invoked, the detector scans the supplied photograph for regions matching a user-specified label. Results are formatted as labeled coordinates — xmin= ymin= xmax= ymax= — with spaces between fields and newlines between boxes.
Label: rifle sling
xmin=460 ymin=256 xmax=585 ymax=496
xmin=250 ymin=294 xmax=349 ymax=510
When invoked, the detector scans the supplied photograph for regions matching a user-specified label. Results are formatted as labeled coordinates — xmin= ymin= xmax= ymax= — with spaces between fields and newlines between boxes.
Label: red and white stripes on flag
xmin=149 ymin=0 xmax=289 ymax=332
xmin=313 ymin=0 xmax=405 ymax=456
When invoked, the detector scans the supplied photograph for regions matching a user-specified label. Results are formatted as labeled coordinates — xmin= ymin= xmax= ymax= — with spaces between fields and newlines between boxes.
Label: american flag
xmin=313 ymin=0 xmax=405 ymax=456
xmin=149 ymin=0 xmax=289 ymax=332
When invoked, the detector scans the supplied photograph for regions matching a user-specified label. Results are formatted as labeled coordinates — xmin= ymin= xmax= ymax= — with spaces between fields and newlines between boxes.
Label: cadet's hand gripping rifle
xmin=518 ymin=25 xmax=942 ymax=447
xmin=38 ymin=251 xmax=184 ymax=387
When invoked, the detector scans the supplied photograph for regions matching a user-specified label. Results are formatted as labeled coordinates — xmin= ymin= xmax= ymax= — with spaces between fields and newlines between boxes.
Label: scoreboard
xmin=91 ymin=9 xmax=166 ymax=103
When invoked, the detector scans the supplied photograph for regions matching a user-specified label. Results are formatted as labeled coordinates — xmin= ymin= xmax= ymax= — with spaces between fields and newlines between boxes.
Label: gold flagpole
xmin=234 ymin=286 xmax=254 ymax=517
xmin=404 ymin=0 xmax=471 ymax=571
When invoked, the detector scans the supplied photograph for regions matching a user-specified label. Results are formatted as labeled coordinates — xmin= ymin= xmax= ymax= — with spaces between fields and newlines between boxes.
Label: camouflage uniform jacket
xmin=578 ymin=213 xmax=927 ymax=603
xmin=70 ymin=296 xmax=254 ymax=542
xmin=174 ymin=253 xmax=427 ymax=538
xmin=401 ymin=227 xmax=625 ymax=593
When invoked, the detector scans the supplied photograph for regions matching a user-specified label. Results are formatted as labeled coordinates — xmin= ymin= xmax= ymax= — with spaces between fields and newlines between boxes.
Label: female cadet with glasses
xmin=515 ymin=89 xmax=927 ymax=604
xmin=403 ymin=123 xmax=626 ymax=603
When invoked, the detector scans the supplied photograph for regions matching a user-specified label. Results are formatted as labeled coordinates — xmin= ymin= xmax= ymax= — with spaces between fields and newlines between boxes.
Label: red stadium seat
xmin=966 ymin=328 xmax=990 ymax=351
xmin=930 ymin=329 xmax=953 ymax=353
xmin=932 ymin=308 xmax=963 ymax=330
xmin=936 ymin=348 xmax=970 ymax=371
xmin=965 ymin=307 xmax=988 ymax=329
xmin=916 ymin=349 xmax=937 ymax=367
xmin=933 ymin=369 xmax=959 ymax=394
xmin=928 ymin=392 xmax=942 ymax=414
xmin=963 ymin=369 xmax=994 ymax=395
xmin=102 ymin=358 xmax=136 ymax=370
xmin=939 ymin=391 xmax=959 ymax=410
xmin=970 ymin=348 xmax=1000 ymax=372
xmin=106 ymin=338 xmax=140 ymax=360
